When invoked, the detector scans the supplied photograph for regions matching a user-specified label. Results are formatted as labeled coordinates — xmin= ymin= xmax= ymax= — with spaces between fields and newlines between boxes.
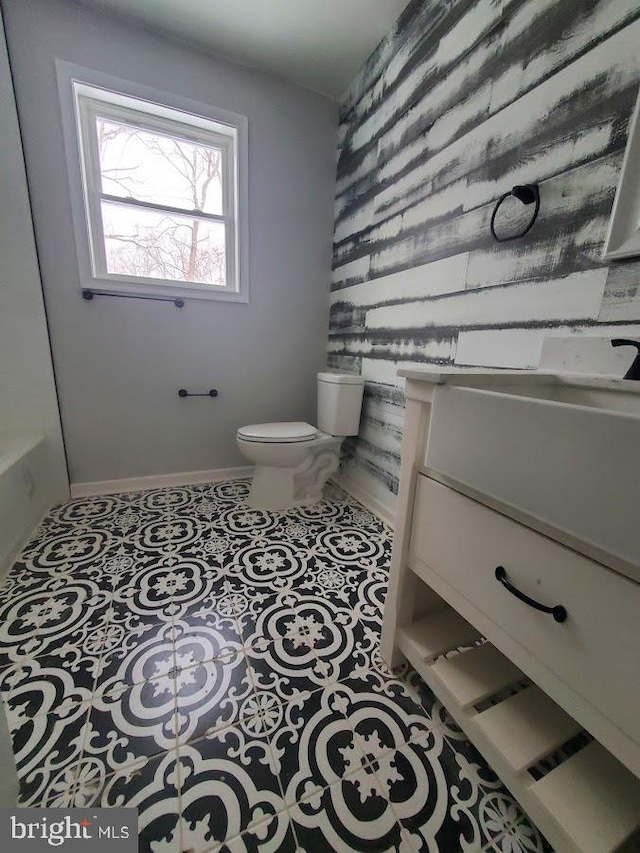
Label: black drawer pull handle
xmin=495 ymin=566 xmax=567 ymax=623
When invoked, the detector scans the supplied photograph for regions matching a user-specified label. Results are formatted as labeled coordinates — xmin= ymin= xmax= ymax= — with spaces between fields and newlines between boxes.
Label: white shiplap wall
xmin=328 ymin=0 xmax=640 ymax=504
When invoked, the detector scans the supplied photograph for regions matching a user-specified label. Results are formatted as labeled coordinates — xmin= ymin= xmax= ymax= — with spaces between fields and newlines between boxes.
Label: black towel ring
xmin=490 ymin=184 xmax=540 ymax=242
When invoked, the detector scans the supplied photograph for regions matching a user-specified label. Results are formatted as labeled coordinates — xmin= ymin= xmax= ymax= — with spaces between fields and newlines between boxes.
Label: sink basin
xmin=426 ymin=381 xmax=640 ymax=581
xmin=486 ymin=377 xmax=640 ymax=417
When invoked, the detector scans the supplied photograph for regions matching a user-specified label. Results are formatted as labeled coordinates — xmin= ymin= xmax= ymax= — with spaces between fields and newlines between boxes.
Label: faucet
xmin=611 ymin=339 xmax=640 ymax=380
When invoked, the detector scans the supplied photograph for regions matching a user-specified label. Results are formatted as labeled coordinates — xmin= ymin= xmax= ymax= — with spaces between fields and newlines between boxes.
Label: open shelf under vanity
xmin=398 ymin=589 xmax=640 ymax=853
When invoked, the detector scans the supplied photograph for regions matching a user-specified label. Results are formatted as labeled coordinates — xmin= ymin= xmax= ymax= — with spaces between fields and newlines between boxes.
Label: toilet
xmin=236 ymin=372 xmax=365 ymax=510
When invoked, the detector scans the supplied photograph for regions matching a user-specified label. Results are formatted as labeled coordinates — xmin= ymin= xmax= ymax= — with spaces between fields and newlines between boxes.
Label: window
xmin=58 ymin=64 xmax=247 ymax=301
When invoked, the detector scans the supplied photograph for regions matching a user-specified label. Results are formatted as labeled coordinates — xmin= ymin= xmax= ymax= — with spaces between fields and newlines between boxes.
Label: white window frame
xmin=57 ymin=61 xmax=249 ymax=302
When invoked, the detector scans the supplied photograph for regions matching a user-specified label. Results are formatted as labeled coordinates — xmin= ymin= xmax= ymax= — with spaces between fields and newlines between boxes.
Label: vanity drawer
xmin=409 ymin=476 xmax=640 ymax=746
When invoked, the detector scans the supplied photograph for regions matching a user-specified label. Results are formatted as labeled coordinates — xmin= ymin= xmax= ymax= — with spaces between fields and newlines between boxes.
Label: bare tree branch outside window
xmin=96 ymin=119 xmax=226 ymax=285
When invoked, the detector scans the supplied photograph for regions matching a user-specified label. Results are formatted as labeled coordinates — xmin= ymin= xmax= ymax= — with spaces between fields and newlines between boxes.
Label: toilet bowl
xmin=236 ymin=373 xmax=364 ymax=510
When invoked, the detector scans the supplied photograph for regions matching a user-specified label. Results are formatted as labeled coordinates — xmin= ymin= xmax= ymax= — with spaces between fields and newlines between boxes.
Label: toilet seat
xmin=237 ymin=422 xmax=318 ymax=443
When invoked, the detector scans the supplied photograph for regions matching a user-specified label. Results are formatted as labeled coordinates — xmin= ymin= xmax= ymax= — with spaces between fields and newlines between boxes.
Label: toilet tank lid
xmin=317 ymin=371 xmax=365 ymax=385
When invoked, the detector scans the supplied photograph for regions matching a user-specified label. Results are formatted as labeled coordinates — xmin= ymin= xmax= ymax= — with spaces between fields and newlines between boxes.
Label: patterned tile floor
xmin=0 ymin=480 xmax=550 ymax=852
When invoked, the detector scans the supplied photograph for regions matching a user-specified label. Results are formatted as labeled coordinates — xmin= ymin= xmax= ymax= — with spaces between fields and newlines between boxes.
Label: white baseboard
xmin=330 ymin=469 xmax=395 ymax=527
xmin=71 ymin=464 xmax=397 ymax=529
xmin=71 ymin=466 xmax=253 ymax=498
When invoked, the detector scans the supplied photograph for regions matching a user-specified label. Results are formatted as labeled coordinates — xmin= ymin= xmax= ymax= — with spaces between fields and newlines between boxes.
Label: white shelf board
xmin=475 ymin=685 xmax=582 ymax=774
xmin=398 ymin=609 xmax=481 ymax=663
xmin=430 ymin=643 xmax=524 ymax=710
xmin=532 ymin=741 xmax=640 ymax=853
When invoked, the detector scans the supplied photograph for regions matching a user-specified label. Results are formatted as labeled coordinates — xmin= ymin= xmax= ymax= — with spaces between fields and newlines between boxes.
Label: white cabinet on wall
xmin=381 ymin=367 xmax=640 ymax=853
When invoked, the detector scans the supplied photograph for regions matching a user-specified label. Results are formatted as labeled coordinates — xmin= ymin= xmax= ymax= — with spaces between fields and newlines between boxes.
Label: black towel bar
xmin=178 ymin=389 xmax=218 ymax=398
xmin=83 ymin=289 xmax=184 ymax=307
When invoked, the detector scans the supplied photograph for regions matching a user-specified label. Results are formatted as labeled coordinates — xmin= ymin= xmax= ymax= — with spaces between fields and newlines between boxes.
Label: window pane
xmin=101 ymin=201 xmax=226 ymax=286
xmin=95 ymin=118 xmax=223 ymax=215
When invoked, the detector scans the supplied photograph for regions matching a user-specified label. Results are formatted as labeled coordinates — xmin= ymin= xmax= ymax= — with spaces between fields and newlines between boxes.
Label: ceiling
xmin=72 ymin=0 xmax=411 ymax=99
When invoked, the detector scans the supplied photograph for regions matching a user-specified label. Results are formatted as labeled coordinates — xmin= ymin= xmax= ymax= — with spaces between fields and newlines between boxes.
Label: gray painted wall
xmin=2 ymin=0 xmax=337 ymax=486
xmin=329 ymin=0 xmax=640 ymax=508
xmin=0 ymin=8 xmax=68 ymax=502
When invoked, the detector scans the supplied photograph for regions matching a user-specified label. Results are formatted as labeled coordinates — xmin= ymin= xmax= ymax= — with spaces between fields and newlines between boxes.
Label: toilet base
xmin=247 ymin=440 xmax=342 ymax=510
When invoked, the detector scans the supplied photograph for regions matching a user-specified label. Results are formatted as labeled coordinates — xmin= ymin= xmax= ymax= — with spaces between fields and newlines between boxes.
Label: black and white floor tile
xmin=0 ymin=480 xmax=551 ymax=851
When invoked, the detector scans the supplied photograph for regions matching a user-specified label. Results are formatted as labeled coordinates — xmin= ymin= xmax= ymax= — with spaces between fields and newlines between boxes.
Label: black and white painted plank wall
xmin=328 ymin=0 xmax=640 ymax=507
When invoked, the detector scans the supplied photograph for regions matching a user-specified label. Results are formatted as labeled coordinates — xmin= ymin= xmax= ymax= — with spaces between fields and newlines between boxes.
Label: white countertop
xmin=398 ymin=366 xmax=640 ymax=395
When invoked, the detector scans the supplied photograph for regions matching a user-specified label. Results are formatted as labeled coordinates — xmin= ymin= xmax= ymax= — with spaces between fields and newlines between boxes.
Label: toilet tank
xmin=317 ymin=372 xmax=365 ymax=436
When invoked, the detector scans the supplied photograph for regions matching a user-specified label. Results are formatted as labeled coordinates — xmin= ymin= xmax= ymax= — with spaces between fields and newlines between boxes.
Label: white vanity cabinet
xmin=381 ymin=369 xmax=640 ymax=853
